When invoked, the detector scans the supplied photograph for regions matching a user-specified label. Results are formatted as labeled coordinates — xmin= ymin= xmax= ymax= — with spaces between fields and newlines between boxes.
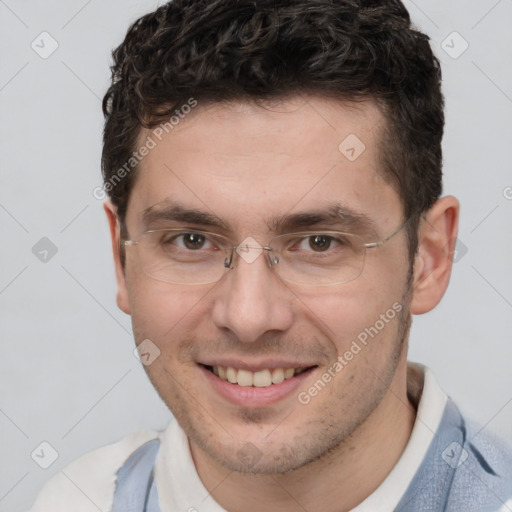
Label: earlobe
xmin=410 ymin=196 xmax=460 ymax=315
xmin=104 ymin=200 xmax=131 ymax=315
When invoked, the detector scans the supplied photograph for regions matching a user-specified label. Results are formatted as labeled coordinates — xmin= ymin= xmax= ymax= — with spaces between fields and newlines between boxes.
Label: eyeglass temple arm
xmin=364 ymin=218 xmax=410 ymax=249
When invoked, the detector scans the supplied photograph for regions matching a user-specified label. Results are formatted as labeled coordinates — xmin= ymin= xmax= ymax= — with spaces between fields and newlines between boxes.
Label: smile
xmin=205 ymin=365 xmax=311 ymax=388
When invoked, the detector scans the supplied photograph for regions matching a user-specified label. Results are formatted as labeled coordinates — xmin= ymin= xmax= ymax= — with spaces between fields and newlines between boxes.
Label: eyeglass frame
xmin=121 ymin=217 xmax=410 ymax=287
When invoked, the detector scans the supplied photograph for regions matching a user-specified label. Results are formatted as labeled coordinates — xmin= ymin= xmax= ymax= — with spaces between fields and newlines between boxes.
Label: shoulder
xmin=28 ymin=429 xmax=160 ymax=512
xmin=397 ymin=370 xmax=512 ymax=512
xmin=432 ymin=400 xmax=512 ymax=511
xmin=450 ymin=420 xmax=512 ymax=511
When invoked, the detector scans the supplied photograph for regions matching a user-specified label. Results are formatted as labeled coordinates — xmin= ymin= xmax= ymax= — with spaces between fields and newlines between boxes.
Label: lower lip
xmin=200 ymin=365 xmax=315 ymax=408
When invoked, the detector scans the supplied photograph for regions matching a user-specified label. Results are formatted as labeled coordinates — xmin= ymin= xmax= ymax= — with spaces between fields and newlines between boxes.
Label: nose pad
xmin=227 ymin=236 xmax=277 ymax=269
xmin=224 ymin=254 xmax=234 ymax=269
xmin=222 ymin=237 xmax=281 ymax=278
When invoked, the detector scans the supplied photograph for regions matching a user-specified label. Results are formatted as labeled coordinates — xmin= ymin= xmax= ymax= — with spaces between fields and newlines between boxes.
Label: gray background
xmin=1 ymin=1 xmax=511 ymax=510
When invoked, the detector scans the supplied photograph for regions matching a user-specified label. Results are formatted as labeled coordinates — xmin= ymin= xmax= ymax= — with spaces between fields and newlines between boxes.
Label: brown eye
xmin=182 ymin=233 xmax=206 ymax=250
xmin=308 ymin=235 xmax=332 ymax=252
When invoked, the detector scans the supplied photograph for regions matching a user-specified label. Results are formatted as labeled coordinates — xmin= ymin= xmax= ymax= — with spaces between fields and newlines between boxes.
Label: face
xmin=113 ymin=96 xmax=413 ymax=474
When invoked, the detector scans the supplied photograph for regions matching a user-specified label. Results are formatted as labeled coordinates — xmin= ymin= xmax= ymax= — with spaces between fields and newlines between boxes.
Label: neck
xmin=191 ymin=363 xmax=416 ymax=512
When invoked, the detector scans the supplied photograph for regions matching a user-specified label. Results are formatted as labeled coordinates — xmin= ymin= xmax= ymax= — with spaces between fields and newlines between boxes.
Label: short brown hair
xmin=102 ymin=0 xmax=444 ymax=257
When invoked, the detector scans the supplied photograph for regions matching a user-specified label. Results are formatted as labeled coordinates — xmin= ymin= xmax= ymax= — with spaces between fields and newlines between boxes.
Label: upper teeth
xmin=212 ymin=366 xmax=307 ymax=387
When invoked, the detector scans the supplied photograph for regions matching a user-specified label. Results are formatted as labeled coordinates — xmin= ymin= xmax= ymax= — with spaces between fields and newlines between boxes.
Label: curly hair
xmin=102 ymin=0 xmax=444 ymax=258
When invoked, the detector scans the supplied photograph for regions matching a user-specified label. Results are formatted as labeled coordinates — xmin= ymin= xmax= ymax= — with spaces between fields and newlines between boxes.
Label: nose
xmin=211 ymin=245 xmax=294 ymax=343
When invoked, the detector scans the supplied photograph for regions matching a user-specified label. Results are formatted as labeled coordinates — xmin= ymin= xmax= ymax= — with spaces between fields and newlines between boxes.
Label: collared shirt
xmin=28 ymin=363 xmax=512 ymax=512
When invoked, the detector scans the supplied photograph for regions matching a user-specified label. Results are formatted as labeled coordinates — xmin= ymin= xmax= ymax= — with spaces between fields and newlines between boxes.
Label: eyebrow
xmin=140 ymin=201 xmax=377 ymax=237
xmin=141 ymin=203 xmax=230 ymax=231
xmin=271 ymin=204 xmax=377 ymax=236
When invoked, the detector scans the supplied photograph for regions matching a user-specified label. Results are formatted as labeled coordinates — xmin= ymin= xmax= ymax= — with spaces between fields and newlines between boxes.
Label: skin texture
xmin=105 ymin=96 xmax=459 ymax=512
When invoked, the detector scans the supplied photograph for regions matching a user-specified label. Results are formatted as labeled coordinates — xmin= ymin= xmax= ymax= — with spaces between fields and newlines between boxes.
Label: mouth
xmin=198 ymin=360 xmax=319 ymax=407
xmin=201 ymin=364 xmax=316 ymax=388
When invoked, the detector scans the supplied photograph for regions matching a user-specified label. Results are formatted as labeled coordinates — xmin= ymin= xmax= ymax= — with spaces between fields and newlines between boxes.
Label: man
xmin=29 ymin=0 xmax=512 ymax=510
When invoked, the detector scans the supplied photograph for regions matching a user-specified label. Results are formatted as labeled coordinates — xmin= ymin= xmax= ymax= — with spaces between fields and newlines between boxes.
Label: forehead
xmin=125 ymin=96 xmax=402 ymax=234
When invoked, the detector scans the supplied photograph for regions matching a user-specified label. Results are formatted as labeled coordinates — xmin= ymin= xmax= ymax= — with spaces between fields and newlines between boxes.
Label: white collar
xmin=350 ymin=363 xmax=448 ymax=511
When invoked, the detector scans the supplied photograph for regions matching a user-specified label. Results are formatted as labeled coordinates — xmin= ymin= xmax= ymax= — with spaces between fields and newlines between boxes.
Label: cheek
xmin=295 ymin=278 xmax=405 ymax=355
xmin=126 ymin=271 xmax=214 ymax=350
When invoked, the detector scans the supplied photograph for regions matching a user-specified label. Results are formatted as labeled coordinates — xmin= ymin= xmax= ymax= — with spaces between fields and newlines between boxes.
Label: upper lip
xmin=199 ymin=359 xmax=317 ymax=372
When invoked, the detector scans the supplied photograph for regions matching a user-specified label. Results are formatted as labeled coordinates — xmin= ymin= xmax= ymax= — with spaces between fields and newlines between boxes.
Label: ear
xmin=410 ymin=196 xmax=460 ymax=315
xmin=104 ymin=200 xmax=131 ymax=315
